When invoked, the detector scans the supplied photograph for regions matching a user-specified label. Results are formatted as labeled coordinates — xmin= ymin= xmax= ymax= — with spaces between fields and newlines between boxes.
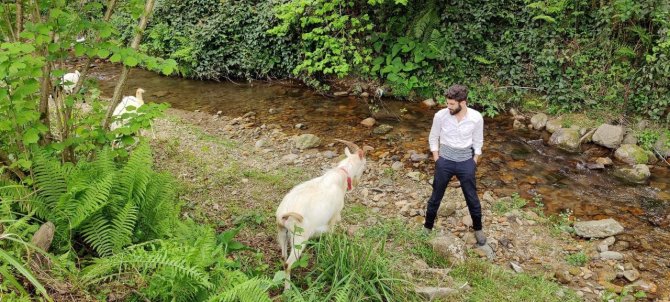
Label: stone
xmin=438 ymin=202 xmax=458 ymax=218
xmin=597 ymin=244 xmax=608 ymax=252
xmin=623 ymin=269 xmax=640 ymax=282
xmin=415 ymin=287 xmax=459 ymax=301
xmin=614 ymin=144 xmax=649 ymax=164
xmin=595 ymin=157 xmax=613 ymax=166
xmin=373 ymin=124 xmax=393 ymax=135
xmin=461 ymin=215 xmax=473 ymax=227
xmin=410 ymin=153 xmax=428 ymax=162
xmin=293 ymin=134 xmax=321 ymax=149
xmin=573 ymin=218 xmax=624 ymax=238
xmin=592 ymin=124 xmax=624 ymax=149
xmin=295 ymin=123 xmax=307 ymax=129
xmin=31 ymin=222 xmax=55 ymax=251
xmin=254 ymin=139 xmax=267 ymax=149
xmin=545 ymin=119 xmax=563 ymax=133
xmin=360 ymin=92 xmax=370 ymax=98
xmin=360 ymin=117 xmax=376 ymax=128
xmin=530 ymin=113 xmax=548 ymax=130
xmin=599 ymin=251 xmax=624 ymax=260
xmin=510 ymin=261 xmax=524 ymax=273
xmin=548 ymin=128 xmax=581 ymax=152
xmin=422 ymin=98 xmax=437 ymax=108
xmin=322 ymin=150 xmax=337 ymax=159
xmin=622 ymin=133 xmax=638 ymax=145
xmin=513 ymin=119 xmax=525 ymax=129
xmin=653 ymin=132 xmax=670 ymax=159
xmin=333 ymin=91 xmax=348 ymax=97
xmin=613 ymin=164 xmax=651 ymax=184
xmin=281 ymin=154 xmax=299 ymax=162
xmin=429 ymin=233 xmax=466 ymax=264
xmin=407 ymin=171 xmax=422 ymax=181
xmin=601 ymin=236 xmax=616 ymax=247
xmin=475 ymin=244 xmax=495 ymax=260
xmin=391 ymin=161 xmax=404 ymax=170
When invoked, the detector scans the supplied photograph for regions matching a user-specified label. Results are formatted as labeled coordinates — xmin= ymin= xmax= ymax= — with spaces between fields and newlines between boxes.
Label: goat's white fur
xmin=61 ymin=70 xmax=80 ymax=94
xmin=276 ymin=141 xmax=372 ymax=290
xmin=110 ymin=88 xmax=145 ymax=131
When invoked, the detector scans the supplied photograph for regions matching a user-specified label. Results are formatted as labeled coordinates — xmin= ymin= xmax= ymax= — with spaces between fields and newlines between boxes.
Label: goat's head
xmin=335 ymin=139 xmax=374 ymax=187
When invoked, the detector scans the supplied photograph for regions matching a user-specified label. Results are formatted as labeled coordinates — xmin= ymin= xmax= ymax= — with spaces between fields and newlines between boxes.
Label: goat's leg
xmin=277 ymin=227 xmax=288 ymax=260
xmin=284 ymin=233 xmax=309 ymax=291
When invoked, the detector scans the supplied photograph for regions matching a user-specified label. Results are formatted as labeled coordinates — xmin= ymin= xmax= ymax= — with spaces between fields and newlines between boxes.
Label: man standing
xmin=424 ymin=84 xmax=486 ymax=246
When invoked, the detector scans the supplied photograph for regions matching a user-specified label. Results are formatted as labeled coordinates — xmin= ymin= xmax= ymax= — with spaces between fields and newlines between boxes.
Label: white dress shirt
xmin=428 ymin=107 xmax=484 ymax=155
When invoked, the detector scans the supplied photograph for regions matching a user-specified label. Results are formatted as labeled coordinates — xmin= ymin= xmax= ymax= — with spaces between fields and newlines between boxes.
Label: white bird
xmin=62 ymin=70 xmax=80 ymax=94
xmin=111 ymin=88 xmax=145 ymax=131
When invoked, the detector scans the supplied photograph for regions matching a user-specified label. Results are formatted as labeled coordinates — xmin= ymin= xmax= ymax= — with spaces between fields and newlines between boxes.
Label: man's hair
xmin=446 ymin=84 xmax=468 ymax=102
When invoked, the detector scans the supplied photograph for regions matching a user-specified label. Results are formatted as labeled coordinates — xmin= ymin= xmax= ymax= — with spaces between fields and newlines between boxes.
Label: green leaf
xmin=110 ymin=53 xmax=121 ymax=63
xmin=23 ymin=128 xmax=40 ymax=144
xmin=74 ymin=44 xmax=85 ymax=56
xmin=124 ymin=56 xmax=139 ymax=67
xmin=97 ymin=49 xmax=110 ymax=58
xmin=0 ymin=250 xmax=50 ymax=300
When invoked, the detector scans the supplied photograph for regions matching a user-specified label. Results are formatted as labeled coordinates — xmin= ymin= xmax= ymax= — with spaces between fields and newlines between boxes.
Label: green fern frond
xmin=206 ymin=277 xmax=273 ymax=302
xmin=409 ymin=2 xmax=439 ymax=42
xmin=115 ymin=144 xmax=153 ymax=202
xmin=31 ymin=151 xmax=69 ymax=214
xmin=60 ymin=174 xmax=115 ymax=230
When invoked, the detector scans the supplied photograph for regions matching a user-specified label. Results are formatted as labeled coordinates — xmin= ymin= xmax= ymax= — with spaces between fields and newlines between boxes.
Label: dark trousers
xmin=424 ymin=157 xmax=483 ymax=231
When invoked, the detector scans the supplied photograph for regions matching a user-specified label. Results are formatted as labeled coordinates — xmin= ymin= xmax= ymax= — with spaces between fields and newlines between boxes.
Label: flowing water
xmin=92 ymin=64 xmax=670 ymax=296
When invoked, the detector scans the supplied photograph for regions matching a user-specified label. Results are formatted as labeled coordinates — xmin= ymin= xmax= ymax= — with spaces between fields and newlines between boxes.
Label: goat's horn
xmin=334 ymin=139 xmax=360 ymax=152
xmin=362 ymin=145 xmax=374 ymax=153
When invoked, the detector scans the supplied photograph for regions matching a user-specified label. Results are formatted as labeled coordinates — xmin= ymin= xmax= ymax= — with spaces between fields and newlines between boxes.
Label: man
xmin=424 ymin=84 xmax=486 ymax=246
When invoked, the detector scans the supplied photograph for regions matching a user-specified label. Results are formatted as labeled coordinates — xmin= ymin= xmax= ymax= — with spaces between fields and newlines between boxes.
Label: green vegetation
xmin=565 ymin=251 xmax=589 ymax=267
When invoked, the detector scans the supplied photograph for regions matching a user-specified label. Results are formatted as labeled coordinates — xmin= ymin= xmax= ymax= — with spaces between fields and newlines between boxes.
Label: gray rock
xmin=293 ymin=134 xmax=321 ymax=149
xmin=513 ymin=119 xmax=525 ymax=129
xmin=613 ymin=164 xmax=651 ymax=184
xmin=602 ymin=236 xmax=616 ymax=247
xmin=545 ymin=119 xmax=563 ymax=133
xmin=600 ymin=251 xmax=624 ymax=260
xmin=373 ymin=124 xmax=393 ymax=135
xmin=333 ymin=91 xmax=348 ymax=97
xmin=654 ymin=132 xmax=670 ymax=158
xmin=573 ymin=218 xmax=624 ymax=238
xmin=614 ymin=144 xmax=649 ymax=164
xmin=410 ymin=153 xmax=428 ymax=162
xmin=462 ymin=215 xmax=473 ymax=227
xmin=592 ymin=124 xmax=624 ymax=149
xmin=548 ymin=128 xmax=581 ymax=152
xmin=438 ymin=202 xmax=458 ymax=218
xmin=530 ymin=113 xmax=548 ymax=130
xmin=415 ymin=287 xmax=459 ymax=301
xmin=510 ymin=261 xmax=524 ymax=273
xmin=281 ymin=154 xmax=299 ymax=162
xmin=476 ymin=243 xmax=495 ymax=261
xmin=429 ymin=233 xmax=466 ymax=264
xmin=31 ymin=222 xmax=55 ymax=251
xmin=597 ymin=244 xmax=609 ymax=252
xmin=623 ymin=269 xmax=640 ymax=282
xmin=422 ymin=98 xmax=437 ymax=108
xmin=407 ymin=171 xmax=422 ymax=181
xmin=360 ymin=92 xmax=370 ymax=98
xmin=622 ymin=133 xmax=638 ymax=145
xmin=391 ymin=161 xmax=404 ymax=171
xmin=322 ymin=150 xmax=337 ymax=159
xmin=360 ymin=117 xmax=376 ymax=128
xmin=254 ymin=139 xmax=267 ymax=149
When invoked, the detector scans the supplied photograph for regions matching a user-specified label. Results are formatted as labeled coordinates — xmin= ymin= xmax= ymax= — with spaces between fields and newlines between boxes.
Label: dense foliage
xmin=140 ymin=0 xmax=670 ymax=120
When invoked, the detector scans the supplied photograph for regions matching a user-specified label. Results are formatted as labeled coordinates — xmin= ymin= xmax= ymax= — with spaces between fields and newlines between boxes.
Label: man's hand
xmin=474 ymin=154 xmax=480 ymax=164
xmin=432 ymin=151 xmax=439 ymax=161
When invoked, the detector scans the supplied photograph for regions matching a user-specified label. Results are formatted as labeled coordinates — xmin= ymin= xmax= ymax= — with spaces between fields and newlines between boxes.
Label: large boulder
xmin=654 ymin=132 xmax=670 ymax=159
xmin=592 ymin=124 xmax=624 ymax=149
xmin=530 ymin=113 xmax=548 ymax=130
xmin=613 ymin=164 xmax=651 ymax=184
xmin=548 ymin=128 xmax=581 ymax=152
xmin=545 ymin=119 xmax=563 ymax=134
xmin=429 ymin=232 xmax=466 ymax=264
xmin=293 ymin=134 xmax=321 ymax=149
xmin=573 ymin=218 xmax=624 ymax=238
xmin=614 ymin=144 xmax=649 ymax=164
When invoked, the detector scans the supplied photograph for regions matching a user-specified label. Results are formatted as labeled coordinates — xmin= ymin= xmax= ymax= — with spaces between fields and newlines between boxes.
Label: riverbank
xmin=147 ymin=107 xmax=667 ymax=301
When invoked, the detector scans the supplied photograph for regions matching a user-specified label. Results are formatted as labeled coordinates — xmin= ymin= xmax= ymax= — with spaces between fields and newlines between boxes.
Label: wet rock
xmin=333 ymin=91 xmax=348 ymax=97
xmin=586 ymin=162 xmax=605 ymax=170
xmin=513 ymin=119 xmax=525 ymax=129
xmin=600 ymin=251 xmax=624 ymax=260
xmin=293 ymin=134 xmax=321 ymax=149
xmin=573 ymin=218 xmax=624 ymax=238
xmin=373 ymin=124 xmax=393 ymax=135
xmin=429 ymin=233 xmax=466 ymax=264
xmin=422 ymin=98 xmax=437 ymax=108
xmin=548 ymin=128 xmax=581 ymax=152
xmin=614 ymin=144 xmax=649 ymax=164
xmin=360 ymin=117 xmax=376 ymax=128
xmin=530 ymin=113 xmax=548 ymax=130
xmin=295 ymin=123 xmax=307 ymax=129
xmin=595 ymin=157 xmax=613 ymax=166
xmin=592 ymin=124 xmax=624 ymax=149
xmin=613 ymin=164 xmax=651 ymax=184
xmin=360 ymin=92 xmax=370 ymax=98
xmin=545 ymin=118 xmax=563 ymax=133
xmin=415 ymin=286 xmax=459 ymax=301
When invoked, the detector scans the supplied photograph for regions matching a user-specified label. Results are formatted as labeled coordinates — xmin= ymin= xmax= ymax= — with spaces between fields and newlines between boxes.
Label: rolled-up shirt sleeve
xmin=473 ymin=116 xmax=484 ymax=155
xmin=429 ymin=111 xmax=443 ymax=152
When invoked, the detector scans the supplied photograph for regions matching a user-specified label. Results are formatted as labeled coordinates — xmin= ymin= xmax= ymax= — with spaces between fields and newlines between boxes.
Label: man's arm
xmin=429 ymin=111 xmax=442 ymax=161
xmin=473 ymin=116 xmax=484 ymax=163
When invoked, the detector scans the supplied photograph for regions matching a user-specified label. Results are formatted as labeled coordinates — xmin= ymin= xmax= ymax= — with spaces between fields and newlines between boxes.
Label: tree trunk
xmin=16 ymin=0 xmax=23 ymax=37
xmin=103 ymin=0 xmax=156 ymax=130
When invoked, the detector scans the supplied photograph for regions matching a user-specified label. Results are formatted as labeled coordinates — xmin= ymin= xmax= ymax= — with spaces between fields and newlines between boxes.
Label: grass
xmin=565 ymin=251 xmax=589 ymax=267
xmin=492 ymin=192 xmax=528 ymax=215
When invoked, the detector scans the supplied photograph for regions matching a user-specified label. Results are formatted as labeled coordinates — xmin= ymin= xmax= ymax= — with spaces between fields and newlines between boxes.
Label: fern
xmin=206 ymin=277 xmax=273 ymax=302
xmin=409 ymin=1 xmax=439 ymax=42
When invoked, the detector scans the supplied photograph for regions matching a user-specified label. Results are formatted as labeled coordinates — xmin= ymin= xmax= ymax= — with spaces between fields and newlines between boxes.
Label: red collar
xmin=339 ymin=167 xmax=352 ymax=191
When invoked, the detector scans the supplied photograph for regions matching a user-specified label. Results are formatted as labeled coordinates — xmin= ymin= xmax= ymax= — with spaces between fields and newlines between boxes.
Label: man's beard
xmin=449 ymin=104 xmax=462 ymax=115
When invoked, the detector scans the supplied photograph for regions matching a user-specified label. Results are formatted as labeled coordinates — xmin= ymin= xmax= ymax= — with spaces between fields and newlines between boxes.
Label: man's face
xmin=447 ymin=99 xmax=462 ymax=115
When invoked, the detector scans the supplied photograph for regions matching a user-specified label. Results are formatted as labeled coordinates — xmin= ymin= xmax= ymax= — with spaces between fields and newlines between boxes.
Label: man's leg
xmin=456 ymin=158 xmax=485 ymax=245
xmin=424 ymin=158 xmax=454 ymax=230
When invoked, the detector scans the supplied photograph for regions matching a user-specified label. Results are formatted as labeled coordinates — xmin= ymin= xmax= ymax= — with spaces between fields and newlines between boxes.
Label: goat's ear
xmin=357 ymin=149 xmax=364 ymax=159
xmin=344 ymin=147 xmax=352 ymax=157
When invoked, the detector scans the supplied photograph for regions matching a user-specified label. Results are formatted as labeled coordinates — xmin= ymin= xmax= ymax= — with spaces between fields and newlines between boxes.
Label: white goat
xmin=61 ymin=70 xmax=80 ymax=94
xmin=276 ymin=139 xmax=373 ymax=290
xmin=110 ymin=88 xmax=145 ymax=132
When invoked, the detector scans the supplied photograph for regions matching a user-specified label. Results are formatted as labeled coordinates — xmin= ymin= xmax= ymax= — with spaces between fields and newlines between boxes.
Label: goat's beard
xmin=449 ymin=104 xmax=462 ymax=115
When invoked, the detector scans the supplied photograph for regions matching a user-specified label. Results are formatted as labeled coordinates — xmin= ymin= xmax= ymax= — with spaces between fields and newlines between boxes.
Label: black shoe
xmin=475 ymin=230 xmax=487 ymax=246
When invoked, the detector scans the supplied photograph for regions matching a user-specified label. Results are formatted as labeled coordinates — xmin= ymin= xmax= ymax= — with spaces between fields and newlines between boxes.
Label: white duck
xmin=61 ymin=70 xmax=80 ymax=94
